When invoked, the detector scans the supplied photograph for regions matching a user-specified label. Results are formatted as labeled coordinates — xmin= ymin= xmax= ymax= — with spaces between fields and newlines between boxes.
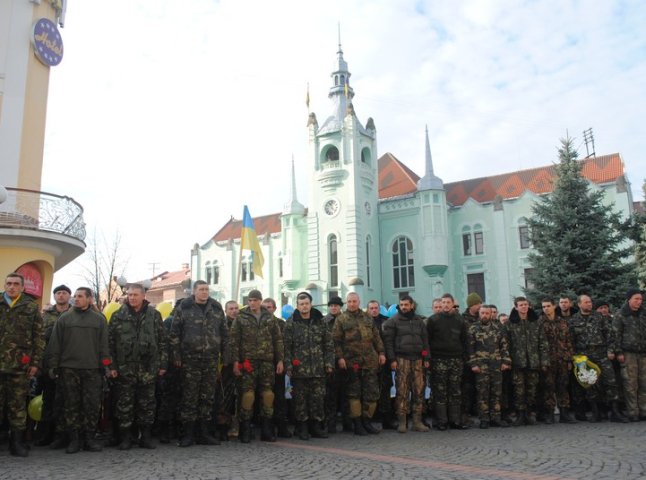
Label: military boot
xmin=526 ymin=412 xmax=538 ymax=425
xmin=218 ymin=424 xmax=230 ymax=442
xmin=276 ymin=419 xmax=292 ymax=438
xmin=9 ymin=430 xmax=29 ymax=457
xmin=589 ymin=402 xmax=602 ymax=423
xmin=49 ymin=431 xmax=67 ymax=449
xmin=353 ymin=418 xmax=368 ymax=436
xmin=309 ymin=420 xmax=328 ymax=439
xmin=435 ymin=404 xmax=449 ymax=431
xmin=412 ymin=414 xmax=430 ymax=432
xmin=84 ymin=431 xmax=103 ymax=452
xmin=197 ymin=422 xmax=220 ymax=445
xmin=297 ymin=422 xmax=310 ymax=441
xmin=559 ymin=407 xmax=577 ymax=424
xmin=610 ymin=401 xmax=629 ymax=423
xmin=65 ymin=430 xmax=80 ymax=454
xmin=118 ymin=428 xmax=132 ymax=450
xmin=139 ymin=426 xmax=156 ymax=449
xmin=397 ymin=414 xmax=408 ymax=433
xmin=34 ymin=421 xmax=54 ymax=446
xmin=512 ymin=411 xmax=526 ymax=427
xmin=490 ymin=416 xmax=510 ymax=428
xmin=260 ymin=418 xmax=276 ymax=442
xmin=178 ymin=422 xmax=195 ymax=447
xmin=449 ymin=406 xmax=469 ymax=429
xmin=239 ymin=420 xmax=251 ymax=444
xmin=362 ymin=417 xmax=380 ymax=434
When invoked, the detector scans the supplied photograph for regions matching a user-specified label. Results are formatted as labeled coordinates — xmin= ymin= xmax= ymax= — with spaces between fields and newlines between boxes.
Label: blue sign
xmin=32 ymin=18 xmax=64 ymax=67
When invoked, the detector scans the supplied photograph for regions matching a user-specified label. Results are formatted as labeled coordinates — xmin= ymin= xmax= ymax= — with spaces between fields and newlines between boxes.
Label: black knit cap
xmin=626 ymin=288 xmax=643 ymax=300
xmin=327 ymin=296 xmax=344 ymax=307
xmin=53 ymin=284 xmax=71 ymax=294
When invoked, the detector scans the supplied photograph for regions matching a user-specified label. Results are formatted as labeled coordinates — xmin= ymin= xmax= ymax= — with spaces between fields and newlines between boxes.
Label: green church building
xmin=190 ymin=45 xmax=635 ymax=315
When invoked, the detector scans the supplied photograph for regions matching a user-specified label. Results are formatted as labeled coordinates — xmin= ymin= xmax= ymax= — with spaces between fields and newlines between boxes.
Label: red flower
xmin=102 ymin=358 xmax=111 ymax=366
xmin=20 ymin=354 xmax=31 ymax=365
xmin=242 ymin=359 xmax=254 ymax=373
xmin=352 ymin=363 xmax=360 ymax=372
xmin=292 ymin=359 xmax=301 ymax=367
xmin=421 ymin=350 xmax=428 ymax=357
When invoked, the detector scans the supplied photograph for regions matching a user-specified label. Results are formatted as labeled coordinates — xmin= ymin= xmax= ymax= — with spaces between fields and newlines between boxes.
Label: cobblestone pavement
xmin=2 ymin=421 xmax=645 ymax=480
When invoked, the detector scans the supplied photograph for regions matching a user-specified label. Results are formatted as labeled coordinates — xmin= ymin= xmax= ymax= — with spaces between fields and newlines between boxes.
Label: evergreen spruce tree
xmin=635 ymin=180 xmax=646 ymax=289
xmin=525 ymin=137 xmax=636 ymax=308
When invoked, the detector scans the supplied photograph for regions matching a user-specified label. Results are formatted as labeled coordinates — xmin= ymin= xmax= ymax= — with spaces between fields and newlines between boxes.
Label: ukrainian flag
xmin=241 ymin=205 xmax=264 ymax=278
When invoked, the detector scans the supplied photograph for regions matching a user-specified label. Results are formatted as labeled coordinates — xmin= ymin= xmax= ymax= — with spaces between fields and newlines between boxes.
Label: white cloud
xmin=43 ymin=0 xmax=646 ymax=291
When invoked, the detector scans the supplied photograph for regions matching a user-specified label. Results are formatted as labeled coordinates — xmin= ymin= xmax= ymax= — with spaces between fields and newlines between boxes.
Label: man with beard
xmin=323 ymin=296 xmax=344 ymax=433
xmin=284 ymin=292 xmax=334 ymax=440
xmin=383 ymin=295 xmax=430 ymax=433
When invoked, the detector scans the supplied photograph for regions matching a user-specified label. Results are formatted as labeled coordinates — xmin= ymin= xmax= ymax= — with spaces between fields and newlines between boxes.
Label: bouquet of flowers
xmin=572 ymin=354 xmax=600 ymax=388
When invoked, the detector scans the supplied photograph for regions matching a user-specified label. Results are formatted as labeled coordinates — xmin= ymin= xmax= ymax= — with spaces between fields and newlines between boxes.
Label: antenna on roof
xmin=583 ymin=128 xmax=596 ymax=158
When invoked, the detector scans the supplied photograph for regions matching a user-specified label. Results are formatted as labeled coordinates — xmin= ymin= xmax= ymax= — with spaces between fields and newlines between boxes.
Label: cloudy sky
xmin=44 ymin=0 xmax=645 ymax=290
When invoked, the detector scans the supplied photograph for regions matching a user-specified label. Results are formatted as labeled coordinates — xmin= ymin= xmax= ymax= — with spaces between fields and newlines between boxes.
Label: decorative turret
xmin=283 ymin=156 xmax=305 ymax=215
xmin=417 ymin=125 xmax=444 ymax=191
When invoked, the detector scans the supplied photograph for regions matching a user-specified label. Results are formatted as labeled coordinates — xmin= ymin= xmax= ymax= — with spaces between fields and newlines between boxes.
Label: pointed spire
xmin=283 ymin=155 xmax=305 ymax=215
xmin=417 ymin=125 xmax=444 ymax=191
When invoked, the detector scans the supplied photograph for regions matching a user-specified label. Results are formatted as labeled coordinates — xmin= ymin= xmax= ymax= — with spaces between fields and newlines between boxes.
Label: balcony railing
xmin=0 ymin=187 xmax=86 ymax=242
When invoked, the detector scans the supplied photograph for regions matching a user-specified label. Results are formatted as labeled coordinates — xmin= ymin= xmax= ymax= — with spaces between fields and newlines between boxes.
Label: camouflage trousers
xmin=620 ymin=352 xmax=646 ymax=417
xmin=346 ymin=368 xmax=379 ymax=418
xmin=542 ymin=361 xmax=571 ymax=409
xmin=474 ymin=364 xmax=502 ymax=420
xmin=292 ymin=377 xmax=325 ymax=422
xmin=238 ymin=360 xmax=275 ymax=421
xmin=586 ymin=352 xmax=619 ymax=403
xmin=461 ymin=365 xmax=476 ymax=416
xmin=157 ymin=365 xmax=180 ymax=423
xmin=214 ymin=364 xmax=237 ymax=425
xmin=324 ymin=368 xmax=347 ymax=422
xmin=178 ymin=359 xmax=217 ymax=423
xmin=60 ymin=368 xmax=103 ymax=433
xmin=0 ymin=373 xmax=29 ymax=429
xmin=431 ymin=357 xmax=463 ymax=408
xmin=377 ymin=364 xmax=396 ymax=415
xmin=511 ymin=368 xmax=539 ymax=412
xmin=114 ymin=368 xmax=157 ymax=429
xmin=395 ymin=358 xmax=425 ymax=416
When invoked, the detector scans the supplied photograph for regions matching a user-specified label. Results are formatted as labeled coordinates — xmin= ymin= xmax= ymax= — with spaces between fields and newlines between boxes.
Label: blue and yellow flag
xmin=240 ymin=205 xmax=264 ymax=278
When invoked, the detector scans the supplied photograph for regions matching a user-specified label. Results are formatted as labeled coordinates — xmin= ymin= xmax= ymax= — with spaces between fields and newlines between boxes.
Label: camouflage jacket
xmin=229 ymin=305 xmax=284 ymax=364
xmin=568 ymin=311 xmax=612 ymax=356
xmin=42 ymin=305 xmax=70 ymax=345
xmin=612 ymin=304 xmax=646 ymax=354
xmin=540 ymin=314 xmax=574 ymax=363
xmin=169 ymin=296 xmax=228 ymax=364
xmin=503 ymin=307 xmax=549 ymax=369
xmin=284 ymin=307 xmax=334 ymax=378
xmin=467 ymin=320 xmax=510 ymax=368
xmin=382 ymin=309 xmax=430 ymax=362
xmin=332 ymin=308 xmax=385 ymax=370
xmin=0 ymin=293 xmax=44 ymax=374
xmin=109 ymin=301 xmax=168 ymax=373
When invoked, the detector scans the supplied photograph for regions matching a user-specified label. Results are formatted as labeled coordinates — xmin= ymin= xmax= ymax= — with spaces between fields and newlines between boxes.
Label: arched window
xmin=329 ymin=235 xmax=338 ymax=287
xmin=392 ymin=236 xmax=414 ymax=289
xmin=322 ymin=145 xmax=339 ymax=162
xmin=473 ymin=223 xmax=484 ymax=255
xmin=205 ymin=261 xmax=212 ymax=284
xmin=462 ymin=226 xmax=472 ymax=256
xmin=361 ymin=147 xmax=371 ymax=165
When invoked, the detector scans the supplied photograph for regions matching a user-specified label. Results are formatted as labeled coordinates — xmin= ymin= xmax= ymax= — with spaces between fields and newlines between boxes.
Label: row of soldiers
xmin=1 ymin=271 xmax=646 ymax=457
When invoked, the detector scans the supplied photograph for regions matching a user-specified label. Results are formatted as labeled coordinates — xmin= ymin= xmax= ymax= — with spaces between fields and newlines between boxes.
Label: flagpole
xmin=234 ymin=235 xmax=243 ymax=303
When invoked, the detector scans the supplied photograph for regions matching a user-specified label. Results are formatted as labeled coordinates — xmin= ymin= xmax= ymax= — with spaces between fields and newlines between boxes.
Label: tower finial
xmin=417 ymin=125 xmax=444 ymax=191
xmin=283 ymin=155 xmax=305 ymax=215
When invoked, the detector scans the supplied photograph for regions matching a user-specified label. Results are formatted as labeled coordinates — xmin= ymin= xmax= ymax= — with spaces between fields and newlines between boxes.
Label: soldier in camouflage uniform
xmin=612 ymin=289 xmax=646 ymax=421
xmin=46 ymin=287 xmax=111 ymax=454
xmin=157 ymin=298 xmax=183 ymax=443
xmin=169 ymin=280 xmax=228 ymax=447
xmin=230 ymin=289 xmax=284 ymax=443
xmin=263 ymin=297 xmax=291 ymax=438
xmin=539 ymin=298 xmax=576 ymax=424
xmin=367 ymin=300 xmax=397 ymax=431
xmin=427 ymin=293 xmax=468 ymax=430
xmin=461 ymin=292 xmax=482 ymax=426
xmin=0 ymin=273 xmax=44 ymax=457
xmin=214 ymin=300 xmax=240 ymax=441
xmin=108 ymin=284 xmax=168 ymax=450
xmin=333 ymin=292 xmax=386 ymax=436
xmin=504 ymin=297 xmax=549 ymax=426
xmin=467 ymin=305 xmax=511 ymax=429
xmin=569 ymin=294 xmax=628 ymax=422
xmin=284 ymin=292 xmax=334 ymax=440
xmin=383 ymin=295 xmax=430 ymax=433
xmin=323 ymin=296 xmax=345 ymax=433
xmin=36 ymin=284 xmax=71 ymax=448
